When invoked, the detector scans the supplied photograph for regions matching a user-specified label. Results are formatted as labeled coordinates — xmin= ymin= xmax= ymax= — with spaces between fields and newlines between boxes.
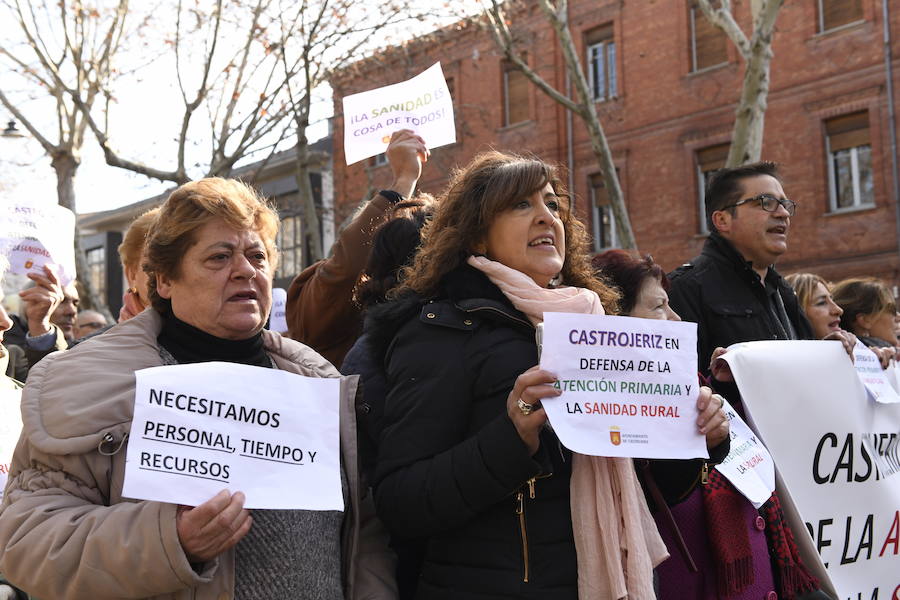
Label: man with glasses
xmin=668 ymin=161 xmax=814 ymax=378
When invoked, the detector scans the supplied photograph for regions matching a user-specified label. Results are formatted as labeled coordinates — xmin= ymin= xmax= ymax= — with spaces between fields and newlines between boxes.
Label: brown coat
xmin=286 ymin=194 xmax=393 ymax=369
xmin=0 ymin=309 xmax=396 ymax=599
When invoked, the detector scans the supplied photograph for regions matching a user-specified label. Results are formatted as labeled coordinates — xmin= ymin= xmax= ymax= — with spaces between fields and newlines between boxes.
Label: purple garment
xmin=654 ymin=488 xmax=778 ymax=600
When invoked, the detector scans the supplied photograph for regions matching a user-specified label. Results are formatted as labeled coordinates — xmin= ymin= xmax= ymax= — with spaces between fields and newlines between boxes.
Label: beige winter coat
xmin=0 ymin=309 xmax=397 ymax=599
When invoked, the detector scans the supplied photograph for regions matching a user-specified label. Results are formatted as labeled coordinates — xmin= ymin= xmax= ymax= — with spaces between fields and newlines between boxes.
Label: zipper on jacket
xmin=515 ymin=490 xmax=530 ymax=582
xmin=701 ymin=461 xmax=709 ymax=485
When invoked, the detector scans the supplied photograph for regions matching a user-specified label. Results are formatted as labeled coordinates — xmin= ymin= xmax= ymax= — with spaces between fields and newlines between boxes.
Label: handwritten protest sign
xmin=124 ymin=362 xmax=344 ymax=510
xmin=0 ymin=387 xmax=23 ymax=502
xmin=851 ymin=341 xmax=900 ymax=403
xmin=341 ymin=62 xmax=455 ymax=165
xmin=0 ymin=202 xmax=76 ymax=286
xmin=724 ymin=340 xmax=900 ymax=600
xmin=540 ymin=312 xmax=706 ymax=459
xmin=714 ymin=397 xmax=775 ymax=508
xmin=269 ymin=287 xmax=288 ymax=334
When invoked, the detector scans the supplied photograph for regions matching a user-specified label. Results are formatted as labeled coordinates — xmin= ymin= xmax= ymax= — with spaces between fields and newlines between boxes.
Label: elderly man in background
xmin=73 ymin=310 xmax=108 ymax=340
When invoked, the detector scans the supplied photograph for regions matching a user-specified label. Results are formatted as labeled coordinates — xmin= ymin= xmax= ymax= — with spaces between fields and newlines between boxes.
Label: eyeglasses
xmin=720 ymin=193 xmax=797 ymax=216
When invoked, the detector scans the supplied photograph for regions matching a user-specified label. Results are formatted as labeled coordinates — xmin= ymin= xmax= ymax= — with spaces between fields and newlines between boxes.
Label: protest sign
xmin=540 ymin=312 xmax=706 ymax=459
xmin=723 ymin=340 xmax=900 ymax=600
xmin=123 ymin=362 xmax=344 ymax=510
xmin=714 ymin=398 xmax=775 ymax=508
xmin=269 ymin=287 xmax=288 ymax=334
xmin=341 ymin=62 xmax=455 ymax=165
xmin=0 ymin=202 xmax=76 ymax=286
xmin=0 ymin=387 xmax=23 ymax=502
xmin=851 ymin=341 xmax=900 ymax=403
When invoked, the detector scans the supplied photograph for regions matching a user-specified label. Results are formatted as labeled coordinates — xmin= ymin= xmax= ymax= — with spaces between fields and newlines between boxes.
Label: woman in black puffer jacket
xmin=362 ymin=152 xmax=665 ymax=600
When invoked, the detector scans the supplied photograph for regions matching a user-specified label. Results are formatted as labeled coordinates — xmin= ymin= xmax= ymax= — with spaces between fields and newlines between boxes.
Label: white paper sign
xmin=714 ymin=397 xmax=775 ymax=508
xmin=269 ymin=287 xmax=288 ymax=334
xmin=540 ymin=312 xmax=707 ymax=459
xmin=342 ymin=62 xmax=455 ymax=165
xmin=0 ymin=203 xmax=76 ymax=286
xmin=0 ymin=387 xmax=23 ymax=502
xmin=723 ymin=340 xmax=900 ymax=600
xmin=124 ymin=362 xmax=343 ymax=510
xmin=852 ymin=341 xmax=900 ymax=403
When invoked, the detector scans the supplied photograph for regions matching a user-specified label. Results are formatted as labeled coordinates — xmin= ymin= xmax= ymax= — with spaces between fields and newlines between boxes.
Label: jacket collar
xmin=441 ymin=263 xmax=532 ymax=330
xmin=703 ymin=231 xmax=784 ymax=288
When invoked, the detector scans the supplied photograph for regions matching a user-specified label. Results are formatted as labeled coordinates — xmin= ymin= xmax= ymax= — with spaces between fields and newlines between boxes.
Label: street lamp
xmin=2 ymin=120 xmax=25 ymax=138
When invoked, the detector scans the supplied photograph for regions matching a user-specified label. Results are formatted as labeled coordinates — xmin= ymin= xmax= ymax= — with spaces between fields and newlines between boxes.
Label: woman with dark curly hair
xmin=362 ymin=152 xmax=667 ymax=600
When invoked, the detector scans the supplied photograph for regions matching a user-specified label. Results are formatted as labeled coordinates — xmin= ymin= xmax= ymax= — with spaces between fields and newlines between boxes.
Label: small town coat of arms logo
xmin=610 ymin=426 xmax=621 ymax=446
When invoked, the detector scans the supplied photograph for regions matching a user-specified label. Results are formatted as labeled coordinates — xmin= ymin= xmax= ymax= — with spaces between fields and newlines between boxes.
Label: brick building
xmin=331 ymin=0 xmax=900 ymax=284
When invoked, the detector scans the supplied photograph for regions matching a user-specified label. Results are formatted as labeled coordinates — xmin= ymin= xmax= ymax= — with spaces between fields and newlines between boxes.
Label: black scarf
xmin=157 ymin=311 xmax=271 ymax=368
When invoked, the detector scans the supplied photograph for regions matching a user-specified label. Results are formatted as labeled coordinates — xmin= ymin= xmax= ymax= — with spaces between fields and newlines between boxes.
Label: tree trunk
xmin=725 ymin=35 xmax=774 ymax=167
xmin=294 ymin=140 xmax=323 ymax=267
xmin=51 ymin=151 xmax=112 ymax=318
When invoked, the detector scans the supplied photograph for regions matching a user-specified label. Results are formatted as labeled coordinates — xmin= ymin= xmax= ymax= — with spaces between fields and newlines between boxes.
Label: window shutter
xmin=585 ymin=24 xmax=613 ymax=46
xmin=697 ymin=143 xmax=730 ymax=173
xmin=692 ymin=7 xmax=728 ymax=70
xmin=826 ymin=112 xmax=870 ymax=152
xmin=505 ymin=68 xmax=530 ymax=125
xmin=821 ymin=0 xmax=863 ymax=32
xmin=590 ymin=173 xmax=609 ymax=207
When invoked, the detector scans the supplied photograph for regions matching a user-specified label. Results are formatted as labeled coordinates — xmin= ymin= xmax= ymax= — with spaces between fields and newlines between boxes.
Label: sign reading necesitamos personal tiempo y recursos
xmin=341 ymin=62 xmax=455 ymax=165
xmin=123 ymin=362 xmax=344 ymax=510
xmin=540 ymin=312 xmax=707 ymax=459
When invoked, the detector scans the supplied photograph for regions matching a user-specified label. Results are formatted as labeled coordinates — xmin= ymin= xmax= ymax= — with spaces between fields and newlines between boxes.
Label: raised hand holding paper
xmin=0 ymin=202 xmax=76 ymax=286
xmin=342 ymin=62 xmax=455 ymax=165
xmin=540 ymin=312 xmax=706 ymax=459
xmin=123 ymin=362 xmax=343 ymax=510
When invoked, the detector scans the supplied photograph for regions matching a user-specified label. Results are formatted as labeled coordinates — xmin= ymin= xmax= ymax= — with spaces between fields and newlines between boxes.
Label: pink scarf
xmin=468 ymin=256 xmax=668 ymax=600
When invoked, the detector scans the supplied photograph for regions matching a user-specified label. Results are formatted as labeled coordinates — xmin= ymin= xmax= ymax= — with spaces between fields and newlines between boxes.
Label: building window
xmin=689 ymin=4 xmax=728 ymax=71
xmin=503 ymin=61 xmax=530 ymax=126
xmin=696 ymin=143 xmax=730 ymax=233
xmin=825 ymin=111 xmax=873 ymax=211
xmin=818 ymin=0 xmax=863 ymax=33
xmin=85 ymin=246 xmax=106 ymax=301
xmin=589 ymin=173 xmax=618 ymax=251
xmin=586 ymin=25 xmax=616 ymax=102
xmin=276 ymin=214 xmax=303 ymax=279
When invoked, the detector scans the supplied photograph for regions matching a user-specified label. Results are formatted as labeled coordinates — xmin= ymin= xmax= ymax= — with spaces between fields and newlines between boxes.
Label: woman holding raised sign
xmin=0 ymin=179 xmax=395 ymax=599
xmin=594 ymin=250 xmax=827 ymax=600
xmin=364 ymin=152 xmax=667 ymax=599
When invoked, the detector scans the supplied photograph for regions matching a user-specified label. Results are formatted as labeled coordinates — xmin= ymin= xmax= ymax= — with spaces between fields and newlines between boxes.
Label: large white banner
xmin=0 ymin=202 xmax=76 ymax=286
xmin=341 ymin=62 xmax=455 ymax=165
xmin=540 ymin=312 xmax=706 ymax=459
xmin=123 ymin=362 xmax=344 ymax=510
xmin=723 ymin=340 xmax=900 ymax=600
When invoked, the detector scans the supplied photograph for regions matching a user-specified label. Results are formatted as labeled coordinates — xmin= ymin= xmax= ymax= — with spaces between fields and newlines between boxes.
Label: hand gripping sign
xmin=341 ymin=62 xmax=455 ymax=165
xmin=540 ymin=312 xmax=707 ymax=459
xmin=124 ymin=362 xmax=345 ymax=510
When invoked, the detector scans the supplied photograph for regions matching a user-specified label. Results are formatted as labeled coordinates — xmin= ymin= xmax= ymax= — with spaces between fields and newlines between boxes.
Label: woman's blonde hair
xmin=397 ymin=151 xmax=618 ymax=310
xmin=784 ymin=272 xmax=828 ymax=313
xmin=831 ymin=277 xmax=896 ymax=333
xmin=145 ymin=178 xmax=279 ymax=314
xmin=118 ymin=207 xmax=160 ymax=273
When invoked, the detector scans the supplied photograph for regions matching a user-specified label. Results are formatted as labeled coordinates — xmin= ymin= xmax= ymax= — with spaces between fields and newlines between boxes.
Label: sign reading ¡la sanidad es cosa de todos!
xmin=540 ymin=312 xmax=707 ymax=460
xmin=723 ymin=340 xmax=900 ymax=600
xmin=0 ymin=202 xmax=76 ymax=286
xmin=123 ymin=362 xmax=346 ymax=511
xmin=341 ymin=62 xmax=455 ymax=165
